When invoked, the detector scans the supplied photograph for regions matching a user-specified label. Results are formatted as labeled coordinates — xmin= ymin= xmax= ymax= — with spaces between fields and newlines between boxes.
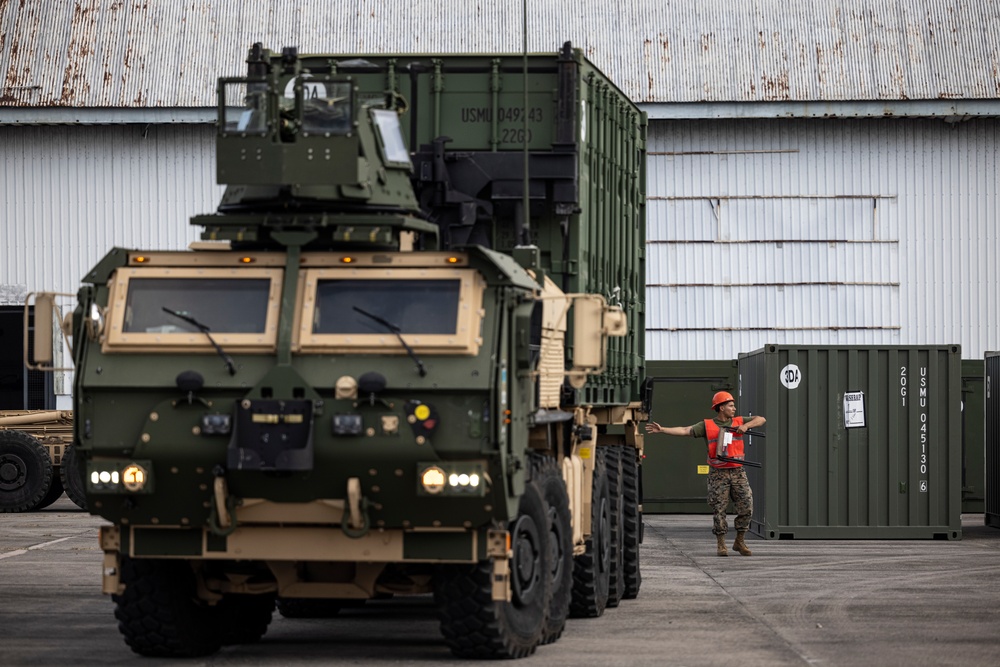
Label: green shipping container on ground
xmin=641 ymin=360 xmax=738 ymax=514
xmin=738 ymin=345 xmax=962 ymax=540
xmin=986 ymin=353 xmax=1000 ymax=529
xmin=961 ymin=360 xmax=985 ymax=513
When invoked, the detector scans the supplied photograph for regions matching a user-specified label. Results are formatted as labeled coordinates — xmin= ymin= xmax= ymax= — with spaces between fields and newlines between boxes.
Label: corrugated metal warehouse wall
xmin=645 ymin=117 xmax=999 ymax=360
xmin=0 ymin=125 xmax=220 ymax=300
xmin=2 ymin=119 xmax=997 ymax=358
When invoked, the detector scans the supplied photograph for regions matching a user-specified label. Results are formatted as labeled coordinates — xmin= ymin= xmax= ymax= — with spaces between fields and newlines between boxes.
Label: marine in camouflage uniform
xmin=691 ymin=419 xmax=753 ymax=535
xmin=704 ymin=461 xmax=753 ymax=535
xmin=645 ymin=391 xmax=766 ymax=556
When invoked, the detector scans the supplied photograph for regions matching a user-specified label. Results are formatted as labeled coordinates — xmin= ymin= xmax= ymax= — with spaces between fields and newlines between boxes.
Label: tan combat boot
xmin=733 ymin=531 xmax=752 ymax=556
xmin=716 ymin=533 xmax=728 ymax=557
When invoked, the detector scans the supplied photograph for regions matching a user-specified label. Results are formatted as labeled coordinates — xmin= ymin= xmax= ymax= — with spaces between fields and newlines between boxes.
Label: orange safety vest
xmin=704 ymin=417 xmax=745 ymax=469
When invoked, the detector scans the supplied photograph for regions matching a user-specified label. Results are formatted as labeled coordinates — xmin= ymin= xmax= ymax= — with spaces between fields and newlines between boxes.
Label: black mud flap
xmin=227 ymin=399 xmax=314 ymax=471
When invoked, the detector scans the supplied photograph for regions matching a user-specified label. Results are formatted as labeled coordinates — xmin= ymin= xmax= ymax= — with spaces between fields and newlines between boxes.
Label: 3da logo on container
xmin=780 ymin=364 xmax=801 ymax=389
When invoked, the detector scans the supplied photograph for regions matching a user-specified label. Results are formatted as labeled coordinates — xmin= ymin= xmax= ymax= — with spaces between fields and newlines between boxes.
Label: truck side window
xmin=222 ymin=82 xmax=268 ymax=136
xmin=370 ymin=109 xmax=411 ymax=166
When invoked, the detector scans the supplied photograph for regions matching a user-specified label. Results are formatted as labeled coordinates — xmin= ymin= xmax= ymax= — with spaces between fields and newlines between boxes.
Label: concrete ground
xmin=2 ymin=497 xmax=999 ymax=666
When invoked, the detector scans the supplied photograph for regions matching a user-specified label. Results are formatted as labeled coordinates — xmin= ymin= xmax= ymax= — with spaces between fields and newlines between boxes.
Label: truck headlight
xmin=87 ymin=460 xmax=154 ymax=494
xmin=418 ymin=462 xmax=486 ymax=497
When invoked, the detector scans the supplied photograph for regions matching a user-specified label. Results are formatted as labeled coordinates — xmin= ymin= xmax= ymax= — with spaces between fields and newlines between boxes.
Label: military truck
xmin=34 ymin=42 xmax=647 ymax=659
xmin=0 ymin=410 xmax=87 ymax=511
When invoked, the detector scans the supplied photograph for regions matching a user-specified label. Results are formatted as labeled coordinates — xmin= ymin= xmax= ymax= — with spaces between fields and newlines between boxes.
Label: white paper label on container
xmin=780 ymin=364 xmax=802 ymax=389
xmin=844 ymin=391 xmax=866 ymax=428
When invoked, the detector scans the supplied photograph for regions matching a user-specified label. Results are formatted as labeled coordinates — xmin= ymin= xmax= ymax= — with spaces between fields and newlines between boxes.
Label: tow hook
xmin=208 ymin=465 xmax=238 ymax=536
xmin=342 ymin=477 xmax=371 ymax=538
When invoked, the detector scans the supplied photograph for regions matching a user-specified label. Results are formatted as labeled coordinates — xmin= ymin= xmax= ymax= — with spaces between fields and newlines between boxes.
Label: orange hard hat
xmin=711 ymin=391 xmax=735 ymax=410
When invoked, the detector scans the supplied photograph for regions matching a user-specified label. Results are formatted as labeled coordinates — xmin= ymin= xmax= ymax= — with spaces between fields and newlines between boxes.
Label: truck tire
xmin=621 ymin=448 xmax=642 ymax=599
xmin=529 ymin=452 xmax=573 ymax=645
xmin=603 ymin=446 xmax=626 ymax=608
xmin=32 ymin=474 xmax=64 ymax=510
xmin=113 ymin=557 xmax=222 ymax=657
xmin=569 ymin=453 xmax=610 ymax=618
xmin=435 ymin=476 xmax=551 ymax=658
xmin=218 ymin=593 xmax=275 ymax=645
xmin=59 ymin=445 xmax=88 ymax=510
xmin=0 ymin=430 xmax=54 ymax=513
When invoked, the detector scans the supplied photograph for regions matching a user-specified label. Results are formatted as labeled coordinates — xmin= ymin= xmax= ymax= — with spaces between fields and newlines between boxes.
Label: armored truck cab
xmin=41 ymin=43 xmax=647 ymax=659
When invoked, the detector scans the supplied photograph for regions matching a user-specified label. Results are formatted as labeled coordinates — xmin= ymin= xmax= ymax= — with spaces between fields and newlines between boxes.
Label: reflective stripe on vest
xmin=704 ymin=417 xmax=745 ymax=469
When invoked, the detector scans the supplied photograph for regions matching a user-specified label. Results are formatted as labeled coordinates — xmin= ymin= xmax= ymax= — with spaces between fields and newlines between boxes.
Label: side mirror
xmin=30 ymin=293 xmax=55 ymax=367
xmin=571 ymin=295 xmax=605 ymax=370
xmin=569 ymin=295 xmax=628 ymax=388
xmin=24 ymin=292 xmax=75 ymax=372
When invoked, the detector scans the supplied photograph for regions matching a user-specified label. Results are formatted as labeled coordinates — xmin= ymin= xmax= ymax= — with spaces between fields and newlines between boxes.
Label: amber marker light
xmin=239 ymin=256 xmax=255 ymax=264
xmin=446 ymin=256 xmax=460 ymax=264
xmin=341 ymin=256 xmax=355 ymax=264
xmin=420 ymin=466 xmax=446 ymax=494
xmin=133 ymin=256 xmax=149 ymax=264
xmin=122 ymin=464 xmax=148 ymax=492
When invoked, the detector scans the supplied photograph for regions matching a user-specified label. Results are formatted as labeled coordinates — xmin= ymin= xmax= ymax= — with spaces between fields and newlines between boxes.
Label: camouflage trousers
xmin=707 ymin=467 xmax=753 ymax=535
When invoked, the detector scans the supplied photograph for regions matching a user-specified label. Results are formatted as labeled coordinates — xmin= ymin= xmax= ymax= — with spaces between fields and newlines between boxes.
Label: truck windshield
xmin=312 ymin=279 xmax=460 ymax=335
xmin=301 ymin=81 xmax=353 ymax=135
xmin=123 ymin=278 xmax=270 ymax=334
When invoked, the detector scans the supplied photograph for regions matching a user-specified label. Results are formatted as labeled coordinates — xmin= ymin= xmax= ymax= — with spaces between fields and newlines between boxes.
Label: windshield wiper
xmin=162 ymin=307 xmax=237 ymax=376
xmin=352 ymin=306 xmax=427 ymax=377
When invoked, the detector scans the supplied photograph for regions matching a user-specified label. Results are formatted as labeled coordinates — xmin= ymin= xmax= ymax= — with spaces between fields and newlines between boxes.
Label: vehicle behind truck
xmin=0 ymin=410 xmax=86 ymax=511
xmin=33 ymin=42 xmax=647 ymax=659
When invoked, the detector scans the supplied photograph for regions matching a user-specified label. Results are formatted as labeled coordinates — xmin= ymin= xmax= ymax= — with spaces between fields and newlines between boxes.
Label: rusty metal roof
xmin=2 ymin=0 xmax=999 ymax=109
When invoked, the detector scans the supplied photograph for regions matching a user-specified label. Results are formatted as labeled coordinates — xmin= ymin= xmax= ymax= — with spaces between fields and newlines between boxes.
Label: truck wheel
xmin=603 ymin=446 xmax=626 ymax=608
xmin=32 ymin=474 xmax=64 ymax=510
xmin=569 ymin=452 xmax=610 ymax=618
xmin=113 ymin=557 xmax=222 ymax=657
xmin=218 ymin=593 xmax=275 ymax=645
xmin=621 ymin=448 xmax=642 ymax=599
xmin=529 ymin=452 xmax=573 ymax=645
xmin=0 ymin=430 xmax=54 ymax=513
xmin=59 ymin=445 xmax=88 ymax=510
xmin=435 ymin=477 xmax=551 ymax=658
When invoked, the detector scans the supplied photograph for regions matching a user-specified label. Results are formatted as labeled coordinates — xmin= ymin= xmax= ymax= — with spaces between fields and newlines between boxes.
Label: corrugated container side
xmin=740 ymin=344 xmax=962 ymax=539
xmin=961 ymin=360 xmax=985 ymax=513
xmin=739 ymin=347 xmax=770 ymax=526
xmin=986 ymin=352 xmax=1000 ymax=528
